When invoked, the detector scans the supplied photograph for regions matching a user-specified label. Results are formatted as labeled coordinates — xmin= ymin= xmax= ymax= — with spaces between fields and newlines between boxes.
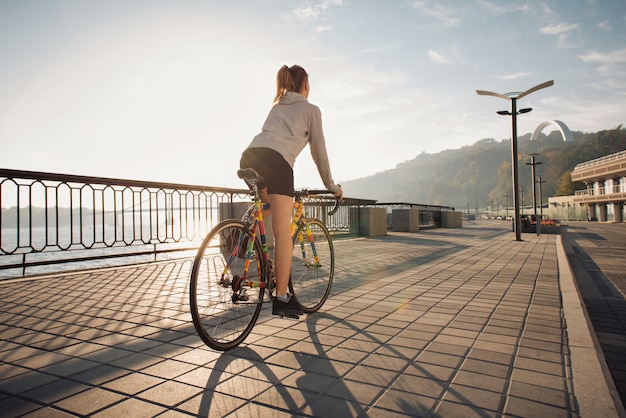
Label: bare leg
xmin=268 ymin=194 xmax=294 ymax=296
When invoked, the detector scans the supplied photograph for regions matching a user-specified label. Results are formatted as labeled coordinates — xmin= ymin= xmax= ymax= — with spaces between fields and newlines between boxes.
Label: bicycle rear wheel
xmin=190 ymin=220 xmax=266 ymax=351
xmin=289 ymin=218 xmax=334 ymax=313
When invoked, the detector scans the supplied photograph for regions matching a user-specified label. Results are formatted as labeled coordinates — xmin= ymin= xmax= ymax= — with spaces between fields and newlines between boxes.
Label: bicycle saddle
xmin=237 ymin=168 xmax=265 ymax=190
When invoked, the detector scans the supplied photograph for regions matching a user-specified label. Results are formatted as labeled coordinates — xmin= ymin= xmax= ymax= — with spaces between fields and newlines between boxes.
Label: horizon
xmin=0 ymin=122 xmax=621 ymax=192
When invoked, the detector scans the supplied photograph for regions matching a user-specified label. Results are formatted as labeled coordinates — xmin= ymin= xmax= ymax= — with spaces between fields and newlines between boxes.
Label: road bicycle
xmin=189 ymin=168 xmax=340 ymax=351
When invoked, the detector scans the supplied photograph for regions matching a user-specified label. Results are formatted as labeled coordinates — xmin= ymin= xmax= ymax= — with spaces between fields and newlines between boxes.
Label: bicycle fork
xmin=297 ymin=225 xmax=322 ymax=268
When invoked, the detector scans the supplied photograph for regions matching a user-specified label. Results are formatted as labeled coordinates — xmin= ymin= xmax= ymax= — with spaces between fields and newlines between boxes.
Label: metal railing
xmin=1 ymin=169 xmax=458 ymax=278
xmin=0 ymin=169 xmax=348 ymax=277
xmin=575 ymin=185 xmax=624 ymax=196
xmin=573 ymin=150 xmax=626 ymax=170
xmin=370 ymin=202 xmax=456 ymax=228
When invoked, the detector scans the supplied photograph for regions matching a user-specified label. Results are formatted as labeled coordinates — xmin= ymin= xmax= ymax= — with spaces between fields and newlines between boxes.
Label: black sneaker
xmin=272 ymin=294 xmax=303 ymax=317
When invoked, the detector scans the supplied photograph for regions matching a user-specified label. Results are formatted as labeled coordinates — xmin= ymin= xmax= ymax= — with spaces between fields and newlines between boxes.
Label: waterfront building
xmin=571 ymin=150 xmax=626 ymax=222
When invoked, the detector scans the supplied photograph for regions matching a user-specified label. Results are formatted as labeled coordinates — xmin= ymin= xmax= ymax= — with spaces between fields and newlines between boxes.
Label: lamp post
xmin=476 ymin=80 xmax=554 ymax=241
xmin=526 ymin=154 xmax=543 ymax=235
xmin=504 ymin=193 xmax=509 ymax=220
xmin=538 ymin=175 xmax=546 ymax=221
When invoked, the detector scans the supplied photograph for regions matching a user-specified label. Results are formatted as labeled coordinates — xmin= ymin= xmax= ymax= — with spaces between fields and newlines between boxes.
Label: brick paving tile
xmin=508 ymin=380 xmax=570 ymax=409
xmin=20 ymin=379 xmax=90 ymax=406
xmin=442 ymin=384 xmax=503 ymax=412
xmin=4 ymin=371 xmax=59 ymax=396
xmin=176 ymin=391 xmax=246 ymax=417
xmin=53 ymin=387 xmax=126 ymax=416
xmin=102 ymin=372 xmax=164 ymax=395
xmin=434 ymin=400 xmax=499 ymax=418
xmin=504 ymin=396 xmax=572 ymax=418
xmin=92 ymin=398 xmax=168 ymax=418
xmin=21 ymin=406 xmax=76 ymax=417
xmin=453 ymin=370 xmax=507 ymax=393
xmin=371 ymin=389 xmax=438 ymax=416
xmin=137 ymin=380 xmax=203 ymax=406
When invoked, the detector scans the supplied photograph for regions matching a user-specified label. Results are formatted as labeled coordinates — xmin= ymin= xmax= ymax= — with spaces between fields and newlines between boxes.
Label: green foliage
xmin=343 ymin=125 xmax=626 ymax=209
xmin=556 ymin=170 xmax=584 ymax=196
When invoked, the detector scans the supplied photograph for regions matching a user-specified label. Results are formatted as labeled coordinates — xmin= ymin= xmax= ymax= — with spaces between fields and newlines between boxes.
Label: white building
xmin=570 ymin=150 xmax=626 ymax=222
xmin=547 ymin=195 xmax=588 ymax=221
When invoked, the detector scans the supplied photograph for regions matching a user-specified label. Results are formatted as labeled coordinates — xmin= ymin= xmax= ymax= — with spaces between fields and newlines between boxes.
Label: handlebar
xmin=238 ymin=169 xmax=341 ymax=216
xmin=295 ymin=188 xmax=342 ymax=216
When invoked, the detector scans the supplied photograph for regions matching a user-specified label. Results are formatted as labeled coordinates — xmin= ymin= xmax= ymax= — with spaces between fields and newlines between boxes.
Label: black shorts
xmin=240 ymin=147 xmax=294 ymax=197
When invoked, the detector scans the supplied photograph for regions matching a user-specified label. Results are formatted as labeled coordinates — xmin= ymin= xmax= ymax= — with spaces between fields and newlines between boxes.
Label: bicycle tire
xmin=289 ymin=218 xmax=334 ymax=313
xmin=189 ymin=220 xmax=266 ymax=351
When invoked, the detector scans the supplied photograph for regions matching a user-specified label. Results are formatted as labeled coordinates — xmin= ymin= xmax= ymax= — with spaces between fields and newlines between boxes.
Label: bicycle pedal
xmin=279 ymin=314 xmax=300 ymax=320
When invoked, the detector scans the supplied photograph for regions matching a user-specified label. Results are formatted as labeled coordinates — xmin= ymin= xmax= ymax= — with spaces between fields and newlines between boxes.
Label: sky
xmin=1 ymin=0 xmax=625 ymax=191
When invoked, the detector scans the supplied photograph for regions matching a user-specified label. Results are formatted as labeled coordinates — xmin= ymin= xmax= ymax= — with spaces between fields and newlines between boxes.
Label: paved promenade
xmin=1 ymin=221 xmax=625 ymax=417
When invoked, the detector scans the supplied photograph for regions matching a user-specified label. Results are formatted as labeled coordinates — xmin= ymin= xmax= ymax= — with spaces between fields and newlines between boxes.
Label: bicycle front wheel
xmin=289 ymin=218 xmax=334 ymax=313
xmin=190 ymin=220 xmax=266 ymax=351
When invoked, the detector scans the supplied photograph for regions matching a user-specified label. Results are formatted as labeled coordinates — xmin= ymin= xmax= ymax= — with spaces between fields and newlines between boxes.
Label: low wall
xmin=441 ymin=211 xmax=463 ymax=228
xmin=392 ymin=209 xmax=420 ymax=232
xmin=350 ymin=207 xmax=387 ymax=237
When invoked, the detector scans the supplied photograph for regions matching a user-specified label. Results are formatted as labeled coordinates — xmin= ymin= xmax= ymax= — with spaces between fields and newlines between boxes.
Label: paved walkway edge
xmin=556 ymin=235 xmax=626 ymax=418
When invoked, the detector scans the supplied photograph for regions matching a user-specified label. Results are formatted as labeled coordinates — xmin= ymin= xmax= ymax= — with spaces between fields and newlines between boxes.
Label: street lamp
xmin=476 ymin=80 xmax=554 ymax=241
xmin=526 ymin=154 xmax=543 ymax=235
xmin=537 ymin=175 xmax=546 ymax=220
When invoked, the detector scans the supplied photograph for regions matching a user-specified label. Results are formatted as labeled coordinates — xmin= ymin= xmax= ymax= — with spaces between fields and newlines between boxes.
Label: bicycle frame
xmin=225 ymin=194 xmax=324 ymax=293
xmin=221 ymin=200 xmax=271 ymax=293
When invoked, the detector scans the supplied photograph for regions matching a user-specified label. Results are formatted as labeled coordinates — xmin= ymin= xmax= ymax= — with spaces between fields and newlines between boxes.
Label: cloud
xmin=293 ymin=6 xmax=320 ymax=21
xmin=291 ymin=0 xmax=343 ymax=22
xmin=427 ymin=43 xmax=462 ymax=65
xmin=540 ymin=22 xmax=578 ymax=35
xmin=428 ymin=49 xmax=452 ymax=64
xmin=314 ymin=25 xmax=332 ymax=33
xmin=410 ymin=1 xmax=463 ymax=28
xmin=502 ymin=72 xmax=535 ymax=80
xmin=579 ymin=48 xmax=626 ymax=64
xmin=597 ymin=20 xmax=611 ymax=31
xmin=476 ymin=0 xmax=558 ymax=20
xmin=539 ymin=22 xmax=579 ymax=48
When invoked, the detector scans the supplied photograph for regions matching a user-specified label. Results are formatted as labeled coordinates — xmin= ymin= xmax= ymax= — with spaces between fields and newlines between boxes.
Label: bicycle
xmin=189 ymin=168 xmax=340 ymax=351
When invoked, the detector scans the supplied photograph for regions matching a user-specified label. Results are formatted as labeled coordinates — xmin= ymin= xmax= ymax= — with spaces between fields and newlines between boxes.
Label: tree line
xmin=342 ymin=125 xmax=626 ymax=211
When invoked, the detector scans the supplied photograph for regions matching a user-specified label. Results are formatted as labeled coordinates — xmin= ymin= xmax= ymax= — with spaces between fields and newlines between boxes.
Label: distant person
xmin=240 ymin=64 xmax=343 ymax=317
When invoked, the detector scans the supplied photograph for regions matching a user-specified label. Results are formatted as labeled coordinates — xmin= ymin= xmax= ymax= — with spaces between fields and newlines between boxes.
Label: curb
xmin=556 ymin=234 xmax=626 ymax=418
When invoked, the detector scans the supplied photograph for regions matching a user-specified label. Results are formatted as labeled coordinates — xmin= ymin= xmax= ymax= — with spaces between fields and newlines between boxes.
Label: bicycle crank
xmin=230 ymin=275 xmax=250 ymax=303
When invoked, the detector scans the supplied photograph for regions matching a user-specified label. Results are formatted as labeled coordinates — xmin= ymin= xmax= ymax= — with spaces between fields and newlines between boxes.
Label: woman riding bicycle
xmin=240 ymin=64 xmax=343 ymax=317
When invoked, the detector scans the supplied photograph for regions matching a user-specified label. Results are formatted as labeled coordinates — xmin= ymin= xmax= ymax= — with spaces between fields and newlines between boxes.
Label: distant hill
xmin=342 ymin=125 xmax=626 ymax=211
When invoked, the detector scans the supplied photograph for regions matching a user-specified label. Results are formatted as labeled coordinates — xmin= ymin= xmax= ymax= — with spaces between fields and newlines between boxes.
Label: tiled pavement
xmin=0 ymin=221 xmax=625 ymax=417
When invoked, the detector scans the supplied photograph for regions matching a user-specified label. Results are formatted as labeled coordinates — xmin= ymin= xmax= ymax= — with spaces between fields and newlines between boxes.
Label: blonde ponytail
xmin=274 ymin=65 xmax=308 ymax=103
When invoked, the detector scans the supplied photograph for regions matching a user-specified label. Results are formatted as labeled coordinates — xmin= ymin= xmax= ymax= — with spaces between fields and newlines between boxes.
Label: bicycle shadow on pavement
xmin=195 ymin=311 xmax=496 ymax=417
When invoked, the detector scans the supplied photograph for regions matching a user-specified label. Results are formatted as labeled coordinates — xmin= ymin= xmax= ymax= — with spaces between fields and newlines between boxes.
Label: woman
xmin=240 ymin=64 xmax=343 ymax=317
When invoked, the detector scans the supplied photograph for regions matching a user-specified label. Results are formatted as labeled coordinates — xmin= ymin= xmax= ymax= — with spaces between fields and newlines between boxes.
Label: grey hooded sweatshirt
xmin=247 ymin=92 xmax=341 ymax=194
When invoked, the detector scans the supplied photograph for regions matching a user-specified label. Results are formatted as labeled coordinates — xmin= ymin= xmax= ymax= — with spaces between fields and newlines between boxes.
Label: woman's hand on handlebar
xmin=334 ymin=187 xmax=343 ymax=201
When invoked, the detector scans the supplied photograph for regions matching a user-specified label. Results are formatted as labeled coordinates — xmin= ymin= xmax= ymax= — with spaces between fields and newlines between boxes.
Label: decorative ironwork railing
xmin=1 ymin=169 xmax=456 ymax=278
xmin=0 ymin=169 xmax=345 ymax=277
xmin=0 ymin=169 xmax=242 ymax=276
